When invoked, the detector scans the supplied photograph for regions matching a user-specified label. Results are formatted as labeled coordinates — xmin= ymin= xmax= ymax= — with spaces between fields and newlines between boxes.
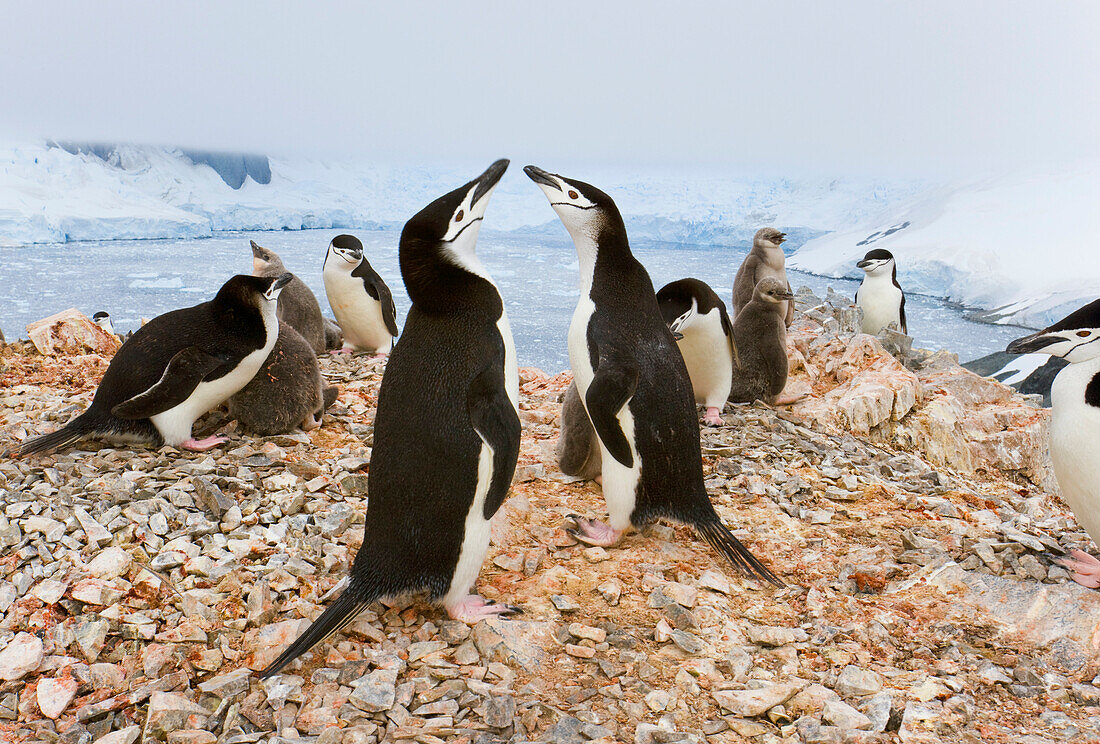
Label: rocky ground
xmin=2 ymin=291 xmax=1100 ymax=744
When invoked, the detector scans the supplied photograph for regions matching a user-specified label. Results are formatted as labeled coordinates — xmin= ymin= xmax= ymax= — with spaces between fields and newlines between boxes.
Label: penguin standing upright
xmin=525 ymin=165 xmax=780 ymax=584
xmin=323 ymin=235 xmax=399 ymax=354
xmin=1008 ymin=299 xmax=1100 ymax=587
xmin=260 ymin=160 xmax=520 ymax=678
xmin=657 ymin=278 xmax=736 ymax=426
xmin=732 ymin=228 xmax=794 ymax=326
xmin=15 ymin=274 xmax=290 ymax=457
xmin=728 ymin=278 xmax=794 ymax=405
xmin=91 ymin=311 xmax=115 ymax=335
xmin=250 ymin=240 xmax=328 ymax=355
xmin=855 ymin=249 xmax=907 ymax=335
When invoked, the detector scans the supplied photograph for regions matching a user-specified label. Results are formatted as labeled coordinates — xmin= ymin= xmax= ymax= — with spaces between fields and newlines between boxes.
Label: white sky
xmin=2 ymin=1 xmax=1098 ymax=176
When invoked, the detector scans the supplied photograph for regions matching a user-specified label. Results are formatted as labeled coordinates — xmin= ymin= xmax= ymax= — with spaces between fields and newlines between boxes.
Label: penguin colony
xmin=9 ymin=158 xmax=1100 ymax=685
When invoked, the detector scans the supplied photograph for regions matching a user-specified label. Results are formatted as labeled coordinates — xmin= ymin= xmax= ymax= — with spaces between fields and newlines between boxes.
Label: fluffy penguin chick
xmin=227 ymin=324 xmax=338 ymax=435
xmin=323 ymin=235 xmax=399 ymax=354
xmin=525 ymin=164 xmax=780 ymax=585
xmin=15 ymin=274 xmax=289 ymax=457
xmin=251 ymin=240 xmax=328 ymax=355
xmin=732 ymin=227 xmax=794 ymax=327
xmin=260 ymin=160 xmax=520 ymax=678
xmin=657 ymin=278 xmax=735 ymax=426
xmin=855 ymin=248 xmax=907 ymax=335
xmin=1008 ymin=299 xmax=1100 ymax=587
xmin=729 ymin=278 xmax=793 ymax=405
xmin=557 ymin=380 xmax=602 ymax=481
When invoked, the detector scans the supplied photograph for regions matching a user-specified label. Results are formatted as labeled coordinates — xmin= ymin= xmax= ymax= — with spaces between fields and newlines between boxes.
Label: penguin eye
xmin=455 ymin=209 xmax=464 ymax=222
xmin=1078 ymin=330 xmax=1092 ymax=338
xmin=568 ymin=190 xmax=579 ymax=199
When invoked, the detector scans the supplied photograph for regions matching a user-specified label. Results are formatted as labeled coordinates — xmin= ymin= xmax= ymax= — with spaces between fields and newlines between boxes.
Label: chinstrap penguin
xmin=1007 ymin=299 xmax=1100 ymax=587
xmin=657 ymin=278 xmax=736 ymax=426
xmin=855 ymin=249 xmax=907 ymax=335
xmin=732 ymin=228 xmax=794 ymax=327
xmin=525 ymin=164 xmax=780 ymax=585
xmin=260 ymin=160 xmax=520 ymax=678
xmin=250 ymin=240 xmax=328 ymax=355
xmin=557 ymin=380 xmax=602 ymax=481
xmin=729 ymin=278 xmax=794 ymax=406
xmin=227 ymin=324 xmax=339 ymax=435
xmin=323 ymin=235 xmax=399 ymax=355
xmin=92 ymin=311 xmax=115 ymax=336
xmin=14 ymin=274 xmax=289 ymax=457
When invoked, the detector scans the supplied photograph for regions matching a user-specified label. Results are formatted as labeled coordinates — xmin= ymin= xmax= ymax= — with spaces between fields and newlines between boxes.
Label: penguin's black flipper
xmin=111 ymin=346 xmax=228 ymax=419
xmin=898 ymin=293 xmax=908 ymax=335
xmin=585 ymin=356 xmax=639 ymax=469
xmin=468 ymin=349 xmax=522 ymax=519
xmin=259 ymin=587 xmax=372 ymax=678
xmin=718 ymin=304 xmax=741 ymax=368
xmin=353 ymin=264 xmax=399 ymax=338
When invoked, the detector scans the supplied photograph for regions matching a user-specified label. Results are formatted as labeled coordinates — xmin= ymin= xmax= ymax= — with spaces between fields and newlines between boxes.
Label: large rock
xmin=37 ymin=674 xmax=79 ymax=719
xmin=472 ymin=617 xmax=554 ymax=667
xmin=26 ymin=307 xmax=121 ymax=356
xmin=142 ymin=692 xmax=210 ymax=741
xmin=712 ymin=680 xmax=806 ymax=717
xmin=0 ymin=632 xmax=43 ymax=680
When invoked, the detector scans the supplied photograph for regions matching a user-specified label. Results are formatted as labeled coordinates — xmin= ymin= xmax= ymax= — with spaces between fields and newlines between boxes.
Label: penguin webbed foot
xmin=330 ymin=348 xmax=354 ymax=356
xmin=703 ymin=407 xmax=724 ymax=426
xmin=178 ymin=435 xmax=229 ymax=452
xmin=446 ymin=595 xmax=522 ymax=623
xmin=1056 ymin=550 xmax=1100 ymax=589
xmin=566 ymin=515 xmax=623 ymax=547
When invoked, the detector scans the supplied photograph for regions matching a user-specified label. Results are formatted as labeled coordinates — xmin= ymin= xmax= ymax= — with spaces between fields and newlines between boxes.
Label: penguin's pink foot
xmin=771 ymin=392 xmax=807 ymax=406
xmin=331 ymin=347 xmax=354 ymax=356
xmin=179 ymin=435 xmax=228 ymax=452
xmin=704 ymin=407 xmax=724 ymax=426
xmin=1057 ymin=550 xmax=1100 ymax=589
xmin=301 ymin=413 xmax=322 ymax=432
xmin=566 ymin=515 xmax=622 ymax=547
xmin=370 ymin=352 xmax=389 ymax=360
xmin=446 ymin=594 xmax=522 ymax=623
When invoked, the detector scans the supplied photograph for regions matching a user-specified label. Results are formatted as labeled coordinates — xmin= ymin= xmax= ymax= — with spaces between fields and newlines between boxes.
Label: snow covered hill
xmin=790 ymin=165 xmax=1100 ymax=329
xmin=0 ymin=141 xmax=919 ymax=247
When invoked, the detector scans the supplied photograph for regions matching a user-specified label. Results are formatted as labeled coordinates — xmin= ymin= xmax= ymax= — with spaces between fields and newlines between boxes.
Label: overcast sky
xmin=2 ymin=1 xmax=1097 ymax=176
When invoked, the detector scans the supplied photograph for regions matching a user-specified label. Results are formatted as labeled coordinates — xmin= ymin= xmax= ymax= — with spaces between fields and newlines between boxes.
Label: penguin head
xmin=401 ymin=159 xmax=508 ymax=277
xmin=524 ymin=165 xmax=625 ymax=247
xmin=857 ymin=249 xmax=896 ymax=276
xmin=91 ymin=311 xmax=114 ymax=335
xmin=754 ymin=277 xmax=795 ymax=306
xmin=754 ymin=228 xmax=787 ymax=251
xmin=250 ymin=240 xmax=287 ymax=276
xmin=328 ymin=235 xmax=364 ymax=269
xmin=1007 ymin=298 xmax=1100 ymax=363
xmin=656 ymin=281 xmax=704 ymax=340
xmin=215 ymin=273 xmax=292 ymax=310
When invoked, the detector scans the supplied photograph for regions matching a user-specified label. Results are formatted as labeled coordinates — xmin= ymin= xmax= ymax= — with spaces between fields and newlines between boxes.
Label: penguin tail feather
xmin=696 ymin=518 xmax=784 ymax=587
xmin=13 ymin=414 xmax=96 ymax=458
xmin=259 ymin=587 xmax=373 ymax=679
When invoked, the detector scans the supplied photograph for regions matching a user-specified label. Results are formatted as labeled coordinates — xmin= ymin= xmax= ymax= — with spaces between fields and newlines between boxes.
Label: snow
xmin=790 ymin=164 xmax=1100 ymax=329
xmin=0 ymin=141 xmax=919 ymax=248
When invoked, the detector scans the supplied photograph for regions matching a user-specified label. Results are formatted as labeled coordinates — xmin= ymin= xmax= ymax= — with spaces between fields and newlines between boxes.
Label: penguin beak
xmin=471 ymin=159 xmax=509 ymax=207
xmin=857 ymin=259 xmax=873 ymax=269
xmin=776 ymin=232 xmax=787 ymax=244
xmin=671 ymin=331 xmax=684 ymax=341
xmin=264 ymin=272 xmax=292 ymax=300
xmin=1007 ymin=330 xmax=1061 ymax=355
xmin=523 ymin=165 xmax=561 ymax=191
xmin=776 ymin=290 xmax=795 ymax=301
xmin=250 ymin=240 xmax=265 ymax=259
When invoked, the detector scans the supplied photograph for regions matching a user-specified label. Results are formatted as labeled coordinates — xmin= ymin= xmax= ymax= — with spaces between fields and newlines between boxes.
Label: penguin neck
xmin=754 ymin=244 xmax=786 ymax=270
xmin=401 ymin=242 xmax=502 ymax=318
xmin=573 ymin=232 xmax=599 ymax=296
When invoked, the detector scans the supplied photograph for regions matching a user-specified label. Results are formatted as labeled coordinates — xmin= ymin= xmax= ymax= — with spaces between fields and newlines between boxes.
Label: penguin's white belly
xmin=677 ymin=311 xmax=733 ymax=410
xmin=1049 ymin=363 xmax=1100 ymax=548
xmin=443 ymin=442 xmax=494 ymax=606
xmin=568 ymin=295 xmax=641 ymax=531
xmin=857 ymin=281 xmax=903 ymax=335
xmin=150 ymin=342 xmax=274 ymax=446
xmin=325 ymin=269 xmax=392 ymax=352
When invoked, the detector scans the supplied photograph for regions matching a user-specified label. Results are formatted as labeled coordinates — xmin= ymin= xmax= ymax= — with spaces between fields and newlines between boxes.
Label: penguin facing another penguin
xmin=260 ymin=160 xmax=520 ymax=678
xmin=323 ymin=235 xmax=399 ymax=355
xmin=657 ymin=278 xmax=735 ymax=426
xmin=525 ymin=164 xmax=780 ymax=585
xmin=728 ymin=277 xmax=796 ymax=406
xmin=855 ymin=248 xmax=907 ymax=335
xmin=1008 ymin=299 xmax=1100 ymax=587
xmin=15 ymin=274 xmax=290 ymax=457
xmin=732 ymin=228 xmax=794 ymax=327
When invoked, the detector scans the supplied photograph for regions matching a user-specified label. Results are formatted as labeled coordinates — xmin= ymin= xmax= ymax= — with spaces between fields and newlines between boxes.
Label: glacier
xmin=790 ymin=164 xmax=1100 ymax=329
